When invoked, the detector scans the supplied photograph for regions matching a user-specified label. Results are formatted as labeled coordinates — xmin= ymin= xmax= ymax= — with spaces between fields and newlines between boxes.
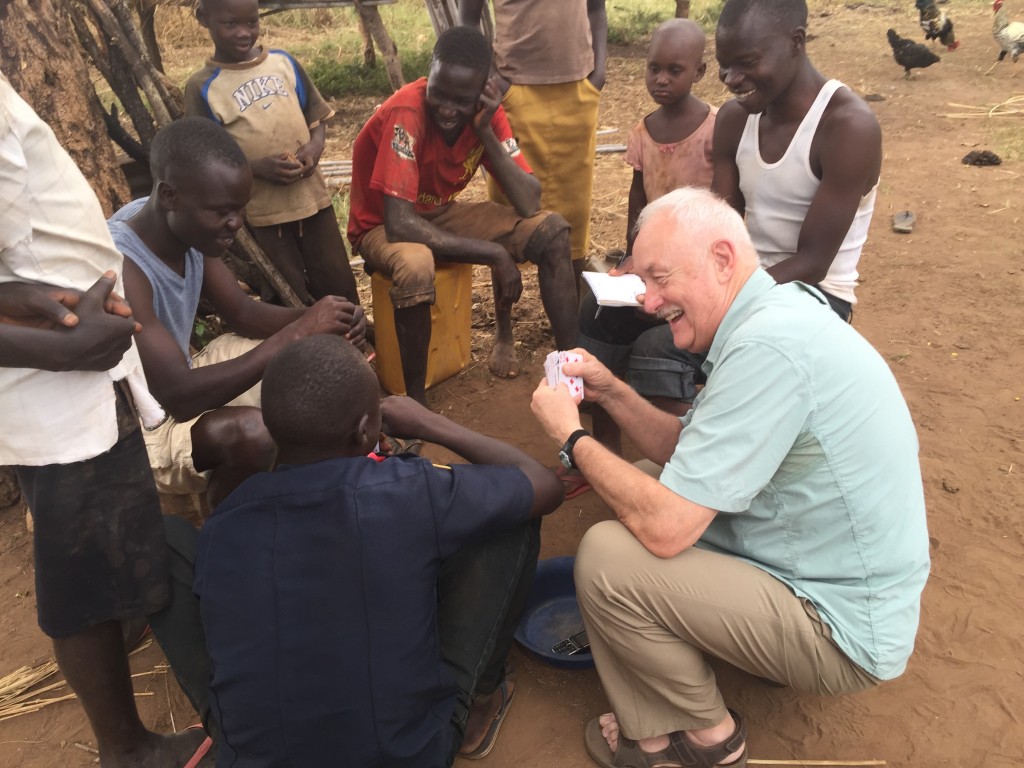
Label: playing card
xmin=557 ymin=351 xmax=585 ymax=400
xmin=544 ymin=351 xmax=560 ymax=389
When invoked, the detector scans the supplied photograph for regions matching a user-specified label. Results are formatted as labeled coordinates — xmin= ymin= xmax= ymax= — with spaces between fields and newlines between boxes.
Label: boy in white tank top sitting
xmin=711 ymin=0 xmax=881 ymax=322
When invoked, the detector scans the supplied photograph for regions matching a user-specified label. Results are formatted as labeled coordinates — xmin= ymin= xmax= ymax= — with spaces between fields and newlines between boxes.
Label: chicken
xmin=887 ymin=28 xmax=941 ymax=78
xmin=993 ymin=0 xmax=1024 ymax=63
xmin=916 ymin=0 xmax=959 ymax=51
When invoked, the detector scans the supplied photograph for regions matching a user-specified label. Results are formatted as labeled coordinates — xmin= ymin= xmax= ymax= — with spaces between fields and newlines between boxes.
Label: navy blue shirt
xmin=195 ymin=454 xmax=533 ymax=768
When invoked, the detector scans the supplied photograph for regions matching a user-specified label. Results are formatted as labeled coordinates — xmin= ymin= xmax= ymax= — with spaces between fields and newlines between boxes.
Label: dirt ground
xmin=2 ymin=2 xmax=1023 ymax=766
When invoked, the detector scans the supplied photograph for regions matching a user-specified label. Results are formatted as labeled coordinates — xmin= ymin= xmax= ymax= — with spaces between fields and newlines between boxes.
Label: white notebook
xmin=582 ymin=271 xmax=646 ymax=307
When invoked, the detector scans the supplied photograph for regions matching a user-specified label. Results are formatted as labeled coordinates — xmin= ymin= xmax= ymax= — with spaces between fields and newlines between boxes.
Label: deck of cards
xmin=544 ymin=351 xmax=584 ymax=400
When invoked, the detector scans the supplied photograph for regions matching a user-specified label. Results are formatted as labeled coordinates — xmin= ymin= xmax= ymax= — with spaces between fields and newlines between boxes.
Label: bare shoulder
xmin=823 ymin=86 xmax=881 ymax=141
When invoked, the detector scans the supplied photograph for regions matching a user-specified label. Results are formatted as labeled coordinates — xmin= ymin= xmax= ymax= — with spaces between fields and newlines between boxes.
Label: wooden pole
xmin=353 ymin=0 xmax=404 ymax=90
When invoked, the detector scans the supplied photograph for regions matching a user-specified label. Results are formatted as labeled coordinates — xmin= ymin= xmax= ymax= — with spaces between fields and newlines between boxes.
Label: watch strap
xmin=561 ymin=428 xmax=592 ymax=469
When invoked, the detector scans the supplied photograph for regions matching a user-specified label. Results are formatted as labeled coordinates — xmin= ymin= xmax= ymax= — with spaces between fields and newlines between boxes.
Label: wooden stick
xmin=748 ymin=761 xmax=886 ymax=766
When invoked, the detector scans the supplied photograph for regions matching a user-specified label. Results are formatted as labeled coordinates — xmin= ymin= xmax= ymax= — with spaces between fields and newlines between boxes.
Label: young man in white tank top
xmin=711 ymin=0 xmax=881 ymax=321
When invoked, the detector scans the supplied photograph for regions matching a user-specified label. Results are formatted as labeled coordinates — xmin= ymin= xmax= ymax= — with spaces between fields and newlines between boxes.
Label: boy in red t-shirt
xmin=348 ymin=27 xmax=578 ymax=404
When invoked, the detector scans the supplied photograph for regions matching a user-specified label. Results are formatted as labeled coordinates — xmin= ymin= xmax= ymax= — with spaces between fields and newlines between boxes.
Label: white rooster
xmin=993 ymin=0 xmax=1024 ymax=63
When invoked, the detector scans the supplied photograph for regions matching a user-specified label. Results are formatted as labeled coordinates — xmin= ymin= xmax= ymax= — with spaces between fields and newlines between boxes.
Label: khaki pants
xmin=143 ymin=333 xmax=262 ymax=494
xmin=575 ymin=517 xmax=880 ymax=738
xmin=357 ymin=201 xmax=565 ymax=309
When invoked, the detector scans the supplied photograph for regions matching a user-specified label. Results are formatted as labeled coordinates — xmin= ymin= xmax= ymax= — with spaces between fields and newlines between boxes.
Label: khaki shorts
xmin=143 ymin=333 xmax=262 ymax=494
xmin=356 ymin=201 xmax=568 ymax=309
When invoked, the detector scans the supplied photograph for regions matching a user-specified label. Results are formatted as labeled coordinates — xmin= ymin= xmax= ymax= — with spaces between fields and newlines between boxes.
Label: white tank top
xmin=736 ymin=79 xmax=876 ymax=304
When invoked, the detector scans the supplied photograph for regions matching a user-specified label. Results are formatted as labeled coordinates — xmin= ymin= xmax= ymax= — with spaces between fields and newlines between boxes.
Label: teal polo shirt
xmin=660 ymin=269 xmax=929 ymax=680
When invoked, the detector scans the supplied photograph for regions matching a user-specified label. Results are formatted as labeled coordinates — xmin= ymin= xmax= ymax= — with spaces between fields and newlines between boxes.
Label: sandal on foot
xmin=458 ymin=677 xmax=516 ymax=760
xmin=583 ymin=710 xmax=747 ymax=768
xmin=554 ymin=465 xmax=592 ymax=500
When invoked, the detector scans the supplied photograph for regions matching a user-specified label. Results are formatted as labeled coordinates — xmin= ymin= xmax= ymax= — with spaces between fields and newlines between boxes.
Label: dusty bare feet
xmin=458 ymin=674 xmax=516 ymax=756
xmin=488 ymin=339 xmax=520 ymax=378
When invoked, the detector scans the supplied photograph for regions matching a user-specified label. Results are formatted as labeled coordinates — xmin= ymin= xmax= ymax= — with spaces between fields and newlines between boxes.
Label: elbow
xmin=157 ymin=387 xmax=202 ymax=423
xmin=633 ymin=522 xmax=696 ymax=559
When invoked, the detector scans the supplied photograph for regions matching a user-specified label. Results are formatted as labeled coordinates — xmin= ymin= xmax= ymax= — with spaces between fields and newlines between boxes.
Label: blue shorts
xmin=577 ymin=289 xmax=705 ymax=402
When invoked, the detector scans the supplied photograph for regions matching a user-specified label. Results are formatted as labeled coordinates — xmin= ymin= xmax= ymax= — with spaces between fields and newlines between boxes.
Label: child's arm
xmin=294 ymin=122 xmax=326 ymax=179
xmin=625 ymin=170 xmax=647 ymax=259
xmin=474 ymin=79 xmax=541 ymax=218
xmin=250 ymin=153 xmax=304 ymax=186
xmin=381 ymin=396 xmax=564 ymax=519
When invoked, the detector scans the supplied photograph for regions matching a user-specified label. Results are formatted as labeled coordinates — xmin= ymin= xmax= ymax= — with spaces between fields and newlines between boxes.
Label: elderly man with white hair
xmin=531 ymin=187 xmax=929 ymax=768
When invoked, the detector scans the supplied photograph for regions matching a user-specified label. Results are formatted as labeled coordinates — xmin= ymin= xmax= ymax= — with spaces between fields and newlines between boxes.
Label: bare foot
xmin=488 ymin=340 xmax=520 ymax=378
xmin=459 ymin=675 xmax=516 ymax=755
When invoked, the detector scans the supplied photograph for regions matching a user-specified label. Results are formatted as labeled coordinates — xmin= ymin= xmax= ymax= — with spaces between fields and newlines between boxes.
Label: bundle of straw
xmin=0 ymin=640 xmax=163 ymax=722
xmin=943 ymin=95 xmax=1024 ymax=118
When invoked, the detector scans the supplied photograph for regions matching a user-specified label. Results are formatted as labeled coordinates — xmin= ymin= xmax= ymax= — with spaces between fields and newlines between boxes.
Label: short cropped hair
xmin=149 ymin=116 xmax=247 ymax=181
xmin=636 ymin=187 xmax=759 ymax=270
xmin=718 ymin=0 xmax=808 ymax=31
xmin=261 ymin=336 xmax=379 ymax=450
xmin=433 ymin=26 xmax=492 ymax=74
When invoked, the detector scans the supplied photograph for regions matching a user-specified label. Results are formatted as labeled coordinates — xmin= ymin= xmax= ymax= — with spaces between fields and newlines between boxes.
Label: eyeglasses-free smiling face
xmin=715 ymin=11 xmax=804 ymax=114
xmin=632 ymin=215 xmax=729 ymax=355
xmin=199 ymin=0 xmax=261 ymax=64
xmin=425 ymin=61 xmax=488 ymax=144
xmin=164 ymin=160 xmax=252 ymax=258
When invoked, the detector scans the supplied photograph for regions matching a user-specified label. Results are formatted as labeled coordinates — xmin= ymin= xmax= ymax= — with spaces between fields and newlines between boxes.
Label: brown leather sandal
xmin=584 ymin=709 xmax=747 ymax=768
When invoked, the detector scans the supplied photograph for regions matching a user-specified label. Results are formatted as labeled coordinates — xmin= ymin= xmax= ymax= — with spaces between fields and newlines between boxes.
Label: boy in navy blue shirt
xmin=194 ymin=335 xmax=563 ymax=765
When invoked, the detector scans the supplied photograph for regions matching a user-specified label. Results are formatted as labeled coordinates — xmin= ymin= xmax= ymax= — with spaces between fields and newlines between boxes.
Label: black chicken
xmin=887 ymin=28 xmax=941 ymax=78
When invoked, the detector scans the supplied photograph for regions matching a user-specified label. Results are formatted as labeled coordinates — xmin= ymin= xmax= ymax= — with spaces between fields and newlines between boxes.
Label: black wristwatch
xmin=558 ymin=429 xmax=592 ymax=470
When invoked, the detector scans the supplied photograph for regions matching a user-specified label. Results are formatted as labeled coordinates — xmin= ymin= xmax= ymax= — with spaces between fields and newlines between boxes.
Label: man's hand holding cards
xmin=544 ymin=351 xmax=584 ymax=402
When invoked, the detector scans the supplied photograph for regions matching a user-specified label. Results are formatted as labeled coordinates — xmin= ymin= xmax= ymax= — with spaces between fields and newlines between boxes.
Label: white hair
xmin=635 ymin=187 xmax=759 ymax=269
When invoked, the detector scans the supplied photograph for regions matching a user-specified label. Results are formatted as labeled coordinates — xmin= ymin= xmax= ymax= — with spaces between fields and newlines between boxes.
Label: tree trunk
xmin=675 ymin=0 xmax=690 ymax=19
xmin=0 ymin=0 xmax=129 ymax=214
xmin=357 ymin=10 xmax=376 ymax=68
xmin=353 ymin=0 xmax=404 ymax=91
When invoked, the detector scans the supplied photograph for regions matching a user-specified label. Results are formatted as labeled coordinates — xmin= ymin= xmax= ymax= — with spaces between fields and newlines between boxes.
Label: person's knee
xmin=575 ymin=520 xmax=631 ymax=609
xmin=525 ymin=213 xmax=571 ymax=264
xmin=192 ymin=407 xmax=274 ymax=471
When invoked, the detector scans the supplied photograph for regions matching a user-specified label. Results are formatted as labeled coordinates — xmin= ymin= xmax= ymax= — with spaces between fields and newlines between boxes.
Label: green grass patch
xmin=308 ymin=49 xmax=432 ymax=98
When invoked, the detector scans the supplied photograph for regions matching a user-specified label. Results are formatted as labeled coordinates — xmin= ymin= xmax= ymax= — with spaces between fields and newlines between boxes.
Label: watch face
xmin=559 ymin=449 xmax=573 ymax=470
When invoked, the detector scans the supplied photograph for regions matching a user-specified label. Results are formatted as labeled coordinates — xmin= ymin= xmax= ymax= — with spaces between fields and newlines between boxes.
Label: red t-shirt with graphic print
xmin=346 ymin=78 xmax=532 ymax=248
